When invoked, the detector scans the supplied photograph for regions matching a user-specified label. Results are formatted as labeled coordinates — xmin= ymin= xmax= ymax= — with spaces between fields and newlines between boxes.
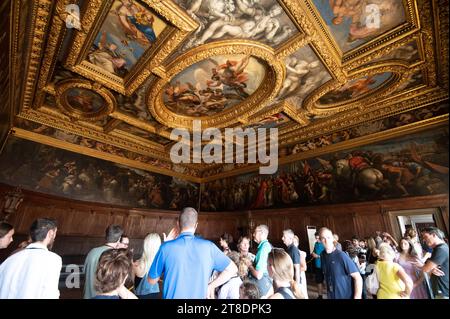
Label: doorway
xmin=388 ymin=208 xmax=446 ymax=240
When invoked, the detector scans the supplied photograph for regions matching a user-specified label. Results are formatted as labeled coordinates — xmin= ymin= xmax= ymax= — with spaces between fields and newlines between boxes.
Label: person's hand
xmin=117 ymin=284 xmax=138 ymax=299
xmin=163 ymin=226 xmax=180 ymax=242
xmin=399 ymin=290 xmax=409 ymax=298
xmin=207 ymin=284 xmax=216 ymax=299
xmin=432 ymin=267 xmax=445 ymax=276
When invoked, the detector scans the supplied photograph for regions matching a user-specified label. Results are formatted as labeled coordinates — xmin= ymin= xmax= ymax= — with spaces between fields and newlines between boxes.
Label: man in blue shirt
xmin=149 ymin=207 xmax=237 ymax=299
xmin=311 ymin=231 xmax=325 ymax=298
xmin=319 ymin=227 xmax=362 ymax=299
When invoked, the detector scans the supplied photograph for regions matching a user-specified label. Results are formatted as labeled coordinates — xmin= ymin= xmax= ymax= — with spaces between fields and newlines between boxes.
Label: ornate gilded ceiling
xmin=2 ymin=0 xmax=449 ymax=183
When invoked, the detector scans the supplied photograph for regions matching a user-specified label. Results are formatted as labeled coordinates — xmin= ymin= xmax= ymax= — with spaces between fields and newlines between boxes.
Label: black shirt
xmin=430 ymin=243 xmax=449 ymax=297
xmin=286 ymin=244 xmax=300 ymax=265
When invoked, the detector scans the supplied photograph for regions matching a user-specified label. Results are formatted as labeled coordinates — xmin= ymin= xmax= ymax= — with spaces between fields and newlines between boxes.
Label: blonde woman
xmin=267 ymin=248 xmax=304 ymax=299
xmin=133 ymin=233 xmax=161 ymax=298
xmin=376 ymin=243 xmax=413 ymax=299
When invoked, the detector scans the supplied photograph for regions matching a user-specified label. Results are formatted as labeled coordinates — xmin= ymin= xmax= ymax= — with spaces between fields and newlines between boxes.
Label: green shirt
xmin=83 ymin=245 xmax=111 ymax=299
xmin=254 ymin=239 xmax=272 ymax=275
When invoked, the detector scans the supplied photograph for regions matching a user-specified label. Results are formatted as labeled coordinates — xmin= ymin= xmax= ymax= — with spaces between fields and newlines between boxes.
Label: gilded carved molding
xmin=201 ymin=115 xmax=448 ymax=182
xmin=148 ymin=40 xmax=285 ymax=129
xmin=20 ymin=0 xmax=54 ymax=110
xmin=64 ymin=0 xmax=198 ymax=95
xmin=17 ymin=108 xmax=172 ymax=160
xmin=302 ymin=64 xmax=408 ymax=117
xmin=8 ymin=0 xmax=449 ymax=181
xmin=55 ymin=79 xmax=116 ymax=121
xmin=10 ymin=127 xmax=202 ymax=183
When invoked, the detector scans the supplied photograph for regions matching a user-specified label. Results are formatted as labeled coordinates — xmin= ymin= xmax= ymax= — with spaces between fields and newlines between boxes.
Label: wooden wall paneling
xmin=352 ymin=212 xmax=363 ymax=237
xmin=122 ymin=213 xmax=143 ymax=238
xmin=197 ymin=218 xmax=215 ymax=240
xmin=66 ymin=209 xmax=95 ymax=236
xmin=87 ymin=210 xmax=113 ymax=237
xmin=17 ymin=204 xmax=53 ymax=233
xmin=109 ymin=212 xmax=126 ymax=229
xmin=355 ymin=212 xmax=384 ymax=239
xmin=154 ymin=215 xmax=178 ymax=236
xmin=1 ymin=184 xmax=448 ymax=259
xmin=140 ymin=214 xmax=160 ymax=236
xmin=308 ymin=214 xmax=326 ymax=231
xmin=332 ymin=213 xmax=355 ymax=242
xmin=285 ymin=213 xmax=307 ymax=247
xmin=440 ymin=206 xmax=449 ymax=235
xmin=267 ymin=213 xmax=285 ymax=244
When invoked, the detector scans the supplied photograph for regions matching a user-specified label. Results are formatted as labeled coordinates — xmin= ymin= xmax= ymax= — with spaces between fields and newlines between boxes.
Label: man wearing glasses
xmin=246 ymin=224 xmax=273 ymax=298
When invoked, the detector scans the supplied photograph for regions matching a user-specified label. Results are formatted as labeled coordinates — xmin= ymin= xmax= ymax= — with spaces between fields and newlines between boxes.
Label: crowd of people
xmin=0 ymin=208 xmax=448 ymax=300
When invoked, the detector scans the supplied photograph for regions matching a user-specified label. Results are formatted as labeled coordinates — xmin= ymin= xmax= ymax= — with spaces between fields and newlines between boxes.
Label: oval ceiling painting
xmin=318 ymin=72 xmax=392 ymax=105
xmin=64 ymin=87 xmax=107 ymax=114
xmin=163 ymin=55 xmax=266 ymax=117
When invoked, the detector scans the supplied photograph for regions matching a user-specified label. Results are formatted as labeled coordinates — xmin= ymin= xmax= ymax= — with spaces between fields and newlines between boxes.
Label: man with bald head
xmin=319 ymin=227 xmax=362 ymax=299
xmin=149 ymin=207 xmax=237 ymax=299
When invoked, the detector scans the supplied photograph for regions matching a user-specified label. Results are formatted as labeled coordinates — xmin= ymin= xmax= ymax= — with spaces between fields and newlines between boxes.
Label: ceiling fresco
xmin=312 ymin=0 xmax=406 ymax=53
xmin=88 ymin=0 xmax=168 ymax=76
xmin=0 ymin=0 xmax=448 ymax=185
xmin=317 ymin=72 xmax=392 ymax=105
xmin=163 ymin=54 xmax=266 ymax=117
xmin=173 ymin=0 xmax=300 ymax=52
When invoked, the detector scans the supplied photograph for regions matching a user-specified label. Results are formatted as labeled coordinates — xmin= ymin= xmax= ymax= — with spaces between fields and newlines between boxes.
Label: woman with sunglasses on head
xmin=267 ymin=248 xmax=305 ymax=299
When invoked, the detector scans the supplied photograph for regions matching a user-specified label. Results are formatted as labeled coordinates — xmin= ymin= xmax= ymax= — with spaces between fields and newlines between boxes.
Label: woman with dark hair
xmin=396 ymin=237 xmax=429 ymax=299
xmin=0 ymin=222 xmax=14 ymax=249
xmin=93 ymin=248 xmax=137 ymax=299
xmin=219 ymin=233 xmax=236 ymax=256
xmin=237 ymin=236 xmax=255 ymax=261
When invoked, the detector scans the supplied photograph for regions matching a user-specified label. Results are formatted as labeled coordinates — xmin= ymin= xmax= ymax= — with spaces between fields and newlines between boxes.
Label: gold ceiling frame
xmin=245 ymin=100 xmax=310 ymax=129
xmin=147 ymin=40 xmax=286 ymax=130
xmin=55 ymin=79 xmax=116 ymax=121
xmin=15 ymin=0 xmax=55 ymax=111
xmin=34 ymin=0 xmax=76 ymax=110
xmin=281 ymin=0 xmax=346 ymax=83
xmin=17 ymin=109 xmax=173 ymax=162
xmin=200 ymin=115 xmax=448 ymax=183
xmin=344 ymin=33 xmax=426 ymax=72
xmin=64 ymin=0 xmax=198 ymax=96
xmin=302 ymin=64 xmax=409 ymax=117
xmin=110 ymin=126 xmax=171 ymax=149
xmin=10 ymin=127 xmax=201 ymax=183
xmin=301 ymin=0 xmax=420 ymax=64
xmin=280 ymin=87 xmax=449 ymax=148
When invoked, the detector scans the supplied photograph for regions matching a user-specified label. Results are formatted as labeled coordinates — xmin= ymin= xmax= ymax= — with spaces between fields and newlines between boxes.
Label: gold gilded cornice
xmin=20 ymin=0 xmax=54 ymax=110
xmin=280 ymin=89 xmax=448 ymax=147
xmin=10 ymin=127 xmax=201 ymax=183
xmin=17 ymin=108 xmax=172 ymax=160
xmin=201 ymin=115 xmax=448 ymax=182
